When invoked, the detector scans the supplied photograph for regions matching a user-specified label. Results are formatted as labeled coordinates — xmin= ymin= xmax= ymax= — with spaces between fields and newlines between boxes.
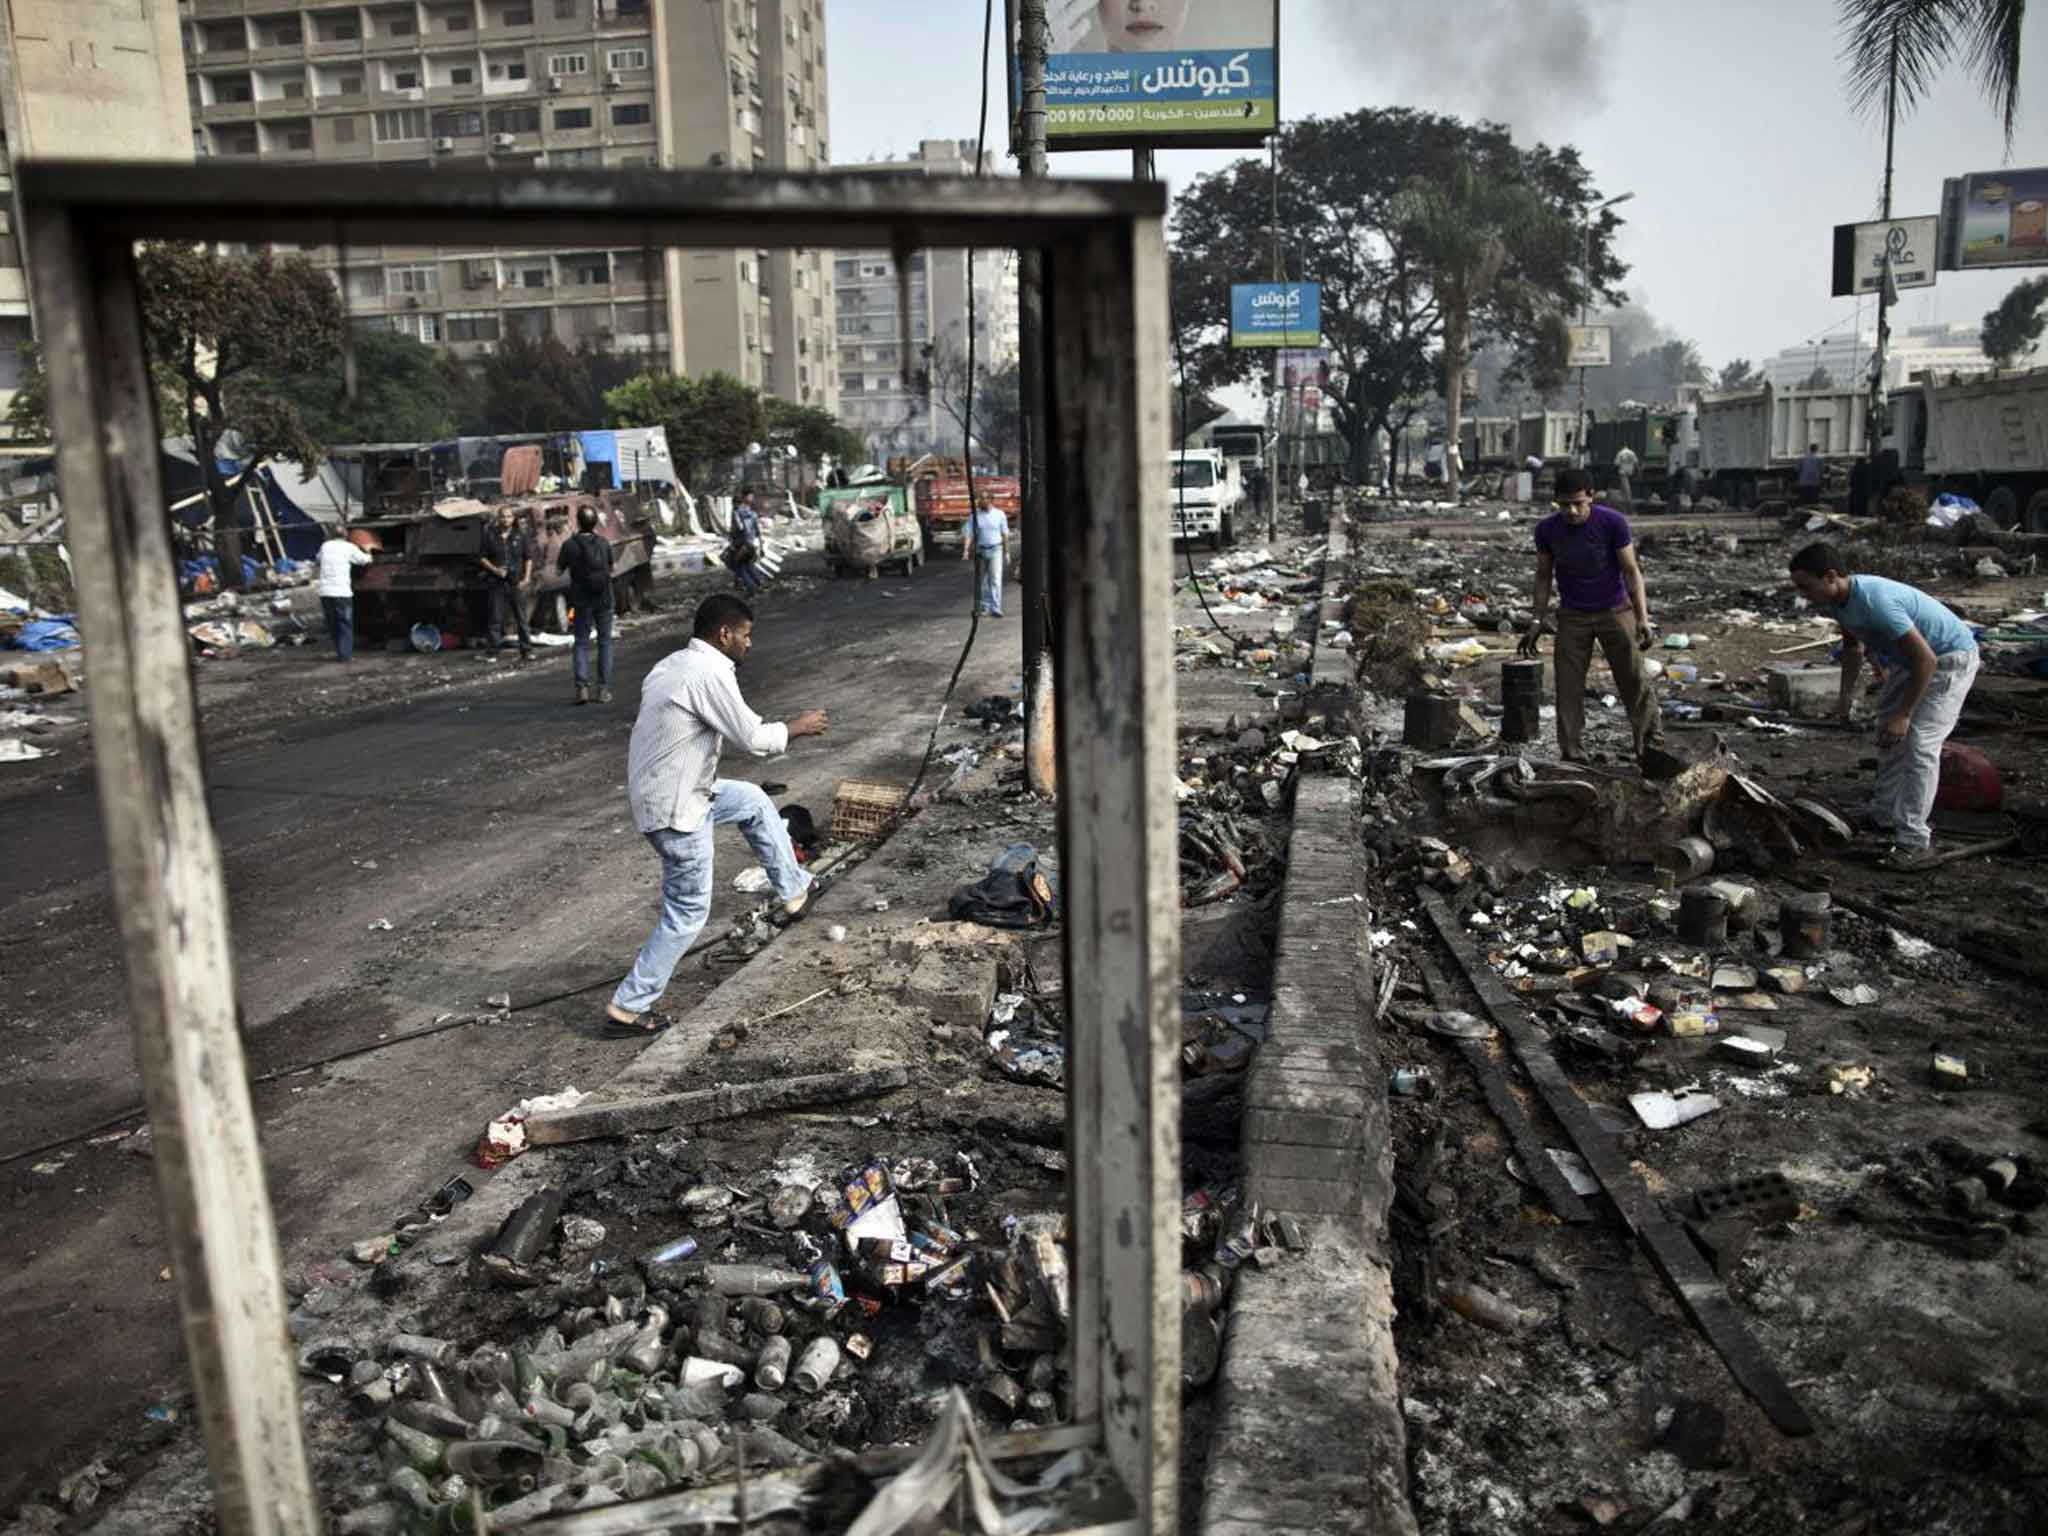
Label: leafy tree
xmin=1717 ymin=357 xmax=1759 ymax=391
xmin=246 ymin=326 xmax=456 ymax=446
xmin=1984 ymin=275 xmax=2048 ymax=368
xmin=1396 ymin=154 xmax=1576 ymax=483
xmin=1168 ymin=109 xmax=1623 ymax=483
xmin=138 ymin=244 xmax=344 ymax=589
xmin=6 ymin=340 xmax=49 ymax=441
xmin=605 ymin=369 xmax=764 ymax=486
xmin=1839 ymin=0 xmax=2027 ymax=149
xmin=474 ymin=330 xmax=606 ymax=433
xmin=1802 ymin=364 xmax=1837 ymax=389
xmin=764 ymin=396 xmax=865 ymax=468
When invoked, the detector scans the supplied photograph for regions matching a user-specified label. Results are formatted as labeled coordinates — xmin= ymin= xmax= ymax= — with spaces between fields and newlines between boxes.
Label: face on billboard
xmin=1097 ymin=0 xmax=1194 ymax=51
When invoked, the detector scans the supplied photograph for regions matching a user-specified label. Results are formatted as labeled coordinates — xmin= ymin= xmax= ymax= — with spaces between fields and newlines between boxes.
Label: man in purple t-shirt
xmin=1518 ymin=467 xmax=1664 ymax=765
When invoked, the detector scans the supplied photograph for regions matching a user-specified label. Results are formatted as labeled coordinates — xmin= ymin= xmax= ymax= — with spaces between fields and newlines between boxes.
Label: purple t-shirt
xmin=1535 ymin=503 xmax=1632 ymax=613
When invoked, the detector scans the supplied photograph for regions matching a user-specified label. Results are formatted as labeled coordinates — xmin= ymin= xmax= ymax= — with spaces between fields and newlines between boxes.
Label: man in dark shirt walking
xmin=480 ymin=503 xmax=534 ymax=662
xmin=557 ymin=504 xmax=616 ymax=704
xmin=1519 ymin=467 xmax=1664 ymax=767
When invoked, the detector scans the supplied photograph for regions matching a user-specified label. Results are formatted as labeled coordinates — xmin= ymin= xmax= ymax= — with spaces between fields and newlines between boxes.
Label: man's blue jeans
xmin=612 ymin=781 xmax=811 ymax=1015
xmin=572 ymin=594 xmax=614 ymax=688
xmin=320 ymin=596 xmax=354 ymax=661
xmin=975 ymin=545 xmax=1003 ymax=616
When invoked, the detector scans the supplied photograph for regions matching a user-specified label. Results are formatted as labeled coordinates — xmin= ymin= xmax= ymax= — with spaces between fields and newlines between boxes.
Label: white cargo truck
xmin=1893 ymin=366 xmax=2048 ymax=529
xmin=1168 ymin=449 xmax=1243 ymax=549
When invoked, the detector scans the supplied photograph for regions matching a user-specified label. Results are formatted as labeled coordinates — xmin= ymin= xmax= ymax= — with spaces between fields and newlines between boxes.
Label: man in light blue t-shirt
xmin=960 ymin=499 xmax=1009 ymax=619
xmin=1788 ymin=542 xmax=1979 ymax=870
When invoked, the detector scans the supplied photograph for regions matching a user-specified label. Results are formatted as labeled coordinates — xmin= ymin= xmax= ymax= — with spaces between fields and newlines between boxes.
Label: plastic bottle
xmin=705 ymin=1263 xmax=809 ymax=1297
xmin=736 ymin=1297 xmax=785 ymax=1335
xmin=1440 ymin=1280 xmax=1534 ymax=1333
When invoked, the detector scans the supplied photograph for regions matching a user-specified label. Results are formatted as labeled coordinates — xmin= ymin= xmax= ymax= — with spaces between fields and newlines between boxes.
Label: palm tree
xmin=1839 ymin=0 xmax=2026 ymax=156
xmin=1839 ymin=0 xmax=2026 ymax=436
xmin=1395 ymin=158 xmax=1567 ymax=491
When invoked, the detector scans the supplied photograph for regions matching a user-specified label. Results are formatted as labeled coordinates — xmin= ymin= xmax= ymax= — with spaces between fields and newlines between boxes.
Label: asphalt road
xmin=0 ymin=553 xmax=1020 ymax=1507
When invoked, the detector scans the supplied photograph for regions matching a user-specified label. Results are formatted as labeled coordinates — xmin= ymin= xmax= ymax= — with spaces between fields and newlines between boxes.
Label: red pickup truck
xmin=915 ymin=473 xmax=1022 ymax=547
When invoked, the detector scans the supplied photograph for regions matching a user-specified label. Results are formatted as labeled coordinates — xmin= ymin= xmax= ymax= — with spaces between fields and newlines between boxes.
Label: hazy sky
xmin=826 ymin=0 xmax=2048 ymax=368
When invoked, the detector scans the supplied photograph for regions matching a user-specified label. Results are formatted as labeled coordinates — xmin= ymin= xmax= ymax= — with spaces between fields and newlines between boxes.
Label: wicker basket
xmin=830 ymin=780 xmax=908 ymax=842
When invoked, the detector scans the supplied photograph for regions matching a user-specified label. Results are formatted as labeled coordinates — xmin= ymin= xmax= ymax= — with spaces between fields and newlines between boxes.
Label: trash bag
xmin=830 ymin=498 xmax=895 ymax=568
xmin=948 ymin=843 xmax=1058 ymax=929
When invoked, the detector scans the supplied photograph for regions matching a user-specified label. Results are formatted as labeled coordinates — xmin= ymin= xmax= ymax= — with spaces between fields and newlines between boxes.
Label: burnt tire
xmin=2025 ymin=489 xmax=2048 ymax=536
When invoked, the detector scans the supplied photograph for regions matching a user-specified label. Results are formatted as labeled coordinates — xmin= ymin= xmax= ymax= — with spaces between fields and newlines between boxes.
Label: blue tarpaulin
xmin=578 ymin=431 xmax=619 ymax=471
xmin=6 ymin=617 xmax=80 ymax=651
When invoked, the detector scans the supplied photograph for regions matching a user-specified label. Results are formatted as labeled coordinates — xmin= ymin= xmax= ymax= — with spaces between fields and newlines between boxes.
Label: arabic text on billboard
xmin=1039 ymin=0 xmax=1277 ymax=146
xmin=1950 ymin=166 xmax=2048 ymax=270
xmin=1231 ymin=283 xmax=1320 ymax=349
xmin=1855 ymin=217 xmax=1937 ymax=293
xmin=1567 ymin=325 xmax=1612 ymax=369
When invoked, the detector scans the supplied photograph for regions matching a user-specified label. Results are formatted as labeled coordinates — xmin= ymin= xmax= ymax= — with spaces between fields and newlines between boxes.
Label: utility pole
xmin=1018 ymin=0 xmax=1055 ymax=796
xmin=1870 ymin=48 xmax=1899 ymax=461
xmin=1267 ymin=133 xmax=1281 ymax=539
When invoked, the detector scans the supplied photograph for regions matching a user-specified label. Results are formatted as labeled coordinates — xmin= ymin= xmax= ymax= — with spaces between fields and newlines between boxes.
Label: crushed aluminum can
xmin=844 ymin=1332 xmax=874 ymax=1361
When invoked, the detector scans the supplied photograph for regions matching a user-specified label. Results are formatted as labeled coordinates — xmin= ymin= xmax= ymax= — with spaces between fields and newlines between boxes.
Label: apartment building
xmin=834 ymin=139 xmax=1019 ymax=457
xmin=0 ymin=0 xmax=196 ymax=436
xmin=178 ymin=0 xmax=836 ymax=411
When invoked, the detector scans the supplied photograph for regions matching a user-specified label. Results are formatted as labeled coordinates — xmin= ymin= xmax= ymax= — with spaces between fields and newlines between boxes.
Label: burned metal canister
xmin=792 ymin=1336 xmax=841 ymax=1393
xmin=1778 ymin=891 xmax=1832 ymax=959
xmin=1677 ymin=887 xmax=1728 ymax=948
xmin=1499 ymin=660 xmax=1544 ymax=743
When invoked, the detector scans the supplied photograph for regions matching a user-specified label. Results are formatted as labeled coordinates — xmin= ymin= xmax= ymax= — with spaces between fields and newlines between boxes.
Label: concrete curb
xmin=1199 ymin=515 xmax=1419 ymax=1536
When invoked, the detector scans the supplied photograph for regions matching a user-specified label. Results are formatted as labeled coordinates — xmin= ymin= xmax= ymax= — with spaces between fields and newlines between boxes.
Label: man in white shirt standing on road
xmin=1613 ymin=444 xmax=1639 ymax=513
xmin=604 ymin=593 xmax=832 ymax=1038
xmin=316 ymin=522 xmax=371 ymax=662
xmin=961 ymin=498 xmax=1009 ymax=618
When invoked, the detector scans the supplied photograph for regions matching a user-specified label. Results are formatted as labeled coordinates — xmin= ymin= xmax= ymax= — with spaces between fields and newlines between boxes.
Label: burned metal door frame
xmin=19 ymin=161 xmax=1179 ymax=1535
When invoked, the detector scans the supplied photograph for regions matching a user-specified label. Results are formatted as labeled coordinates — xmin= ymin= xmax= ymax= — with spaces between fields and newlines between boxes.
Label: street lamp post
xmin=1576 ymin=191 xmax=1633 ymax=469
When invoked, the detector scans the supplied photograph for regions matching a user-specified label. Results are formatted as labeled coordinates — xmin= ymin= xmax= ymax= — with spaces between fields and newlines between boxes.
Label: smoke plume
xmin=1319 ymin=0 xmax=1623 ymax=139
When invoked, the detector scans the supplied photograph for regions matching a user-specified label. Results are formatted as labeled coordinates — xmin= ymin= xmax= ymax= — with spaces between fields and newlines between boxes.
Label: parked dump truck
xmin=1168 ymin=448 xmax=1244 ymax=548
xmin=1694 ymin=371 xmax=2048 ymax=520
xmin=1517 ymin=410 xmax=1582 ymax=466
xmin=821 ymin=483 xmax=923 ymax=578
xmin=348 ymin=491 xmax=655 ymax=643
xmin=910 ymin=466 xmax=1023 ymax=549
xmin=1459 ymin=416 xmax=1520 ymax=469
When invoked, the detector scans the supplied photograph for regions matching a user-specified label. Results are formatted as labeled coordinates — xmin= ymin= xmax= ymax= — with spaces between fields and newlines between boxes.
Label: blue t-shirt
xmin=1534 ymin=503 xmax=1632 ymax=613
xmin=970 ymin=506 xmax=1008 ymax=551
xmin=1828 ymin=575 xmax=1976 ymax=668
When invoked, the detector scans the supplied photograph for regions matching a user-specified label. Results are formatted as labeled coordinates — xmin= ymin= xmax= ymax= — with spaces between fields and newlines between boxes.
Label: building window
xmin=553 ymin=107 xmax=593 ymax=129
xmin=446 ymin=311 xmax=501 ymax=342
xmin=489 ymin=58 xmax=528 ymax=81
xmin=547 ymin=52 xmax=589 ymax=74
xmin=565 ymin=256 xmax=610 ymax=285
xmin=375 ymin=108 xmax=428 ymax=140
xmin=432 ymin=110 xmax=484 ymax=137
xmin=440 ymin=11 xmax=473 ymax=30
xmin=488 ymin=105 xmax=541 ymax=134
xmin=607 ymin=47 xmax=648 ymax=71
xmin=610 ymin=103 xmax=650 ymax=126
xmin=391 ymin=67 xmax=421 ymax=89
xmin=568 ymin=306 xmax=608 ymax=337
xmin=506 ymin=308 xmax=551 ymax=338
xmin=554 ymin=0 xmax=579 ymax=16
xmin=448 ymin=65 xmax=475 ymax=85
xmin=333 ymin=116 xmax=358 ymax=143
xmin=333 ymin=73 xmax=364 ymax=93
xmin=550 ymin=146 xmax=600 ymax=166
xmin=345 ymin=268 xmax=385 ymax=300
xmin=389 ymin=264 xmax=440 ymax=294
xmin=285 ymin=126 xmax=313 ymax=150
xmin=384 ymin=12 xmax=417 ymax=36
xmin=393 ymin=313 xmax=442 ymax=343
xmin=501 ymin=5 xmax=535 ymax=24
xmin=518 ymin=266 xmax=550 ymax=288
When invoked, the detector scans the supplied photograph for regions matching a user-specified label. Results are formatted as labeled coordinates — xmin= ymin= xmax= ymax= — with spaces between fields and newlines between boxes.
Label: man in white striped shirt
xmin=605 ymin=593 xmax=830 ymax=1037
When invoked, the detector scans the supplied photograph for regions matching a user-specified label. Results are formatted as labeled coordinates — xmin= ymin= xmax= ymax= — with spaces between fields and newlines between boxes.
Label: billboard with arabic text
xmin=1230 ymin=283 xmax=1319 ymax=349
xmin=1007 ymin=0 xmax=1280 ymax=152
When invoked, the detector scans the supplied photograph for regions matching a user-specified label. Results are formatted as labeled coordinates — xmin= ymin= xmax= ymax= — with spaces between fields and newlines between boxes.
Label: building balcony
xmin=311 ymin=89 xmax=370 ymax=108
xmin=309 ymin=37 xmax=367 ymax=57
xmin=192 ymin=46 xmax=251 ymax=66
xmin=192 ymin=0 xmax=248 ymax=17
xmin=199 ymin=99 xmax=259 ymax=122
xmin=250 ymin=42 xmax=309 ymax=64
xmin=255 ymin=94 xmax=313 ymax=117
xmin=427 ymin=82 xmax=484 ymax=102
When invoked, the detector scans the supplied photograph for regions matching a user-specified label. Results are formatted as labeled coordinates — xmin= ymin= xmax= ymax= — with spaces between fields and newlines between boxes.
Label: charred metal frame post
xmin=21 ymin=162 xmax=1180 ymax=1535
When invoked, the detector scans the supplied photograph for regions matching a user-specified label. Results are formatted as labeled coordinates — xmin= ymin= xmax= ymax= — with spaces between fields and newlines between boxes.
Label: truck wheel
xmin=1986 ymin=485 xmax=2020 ymax=530
xmin=612 ymin=575 xmax=637 ymax=616
xmin=2025 ymin=489 xmax=2048 ymax=535
xmin=1221 ymin=513 xmax=1235 ymax=548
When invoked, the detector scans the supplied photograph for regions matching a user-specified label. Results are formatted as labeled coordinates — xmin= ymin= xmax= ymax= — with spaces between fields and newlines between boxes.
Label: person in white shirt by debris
xmin=960 ymin=499 xmax=1009 ymax=619
xmin=315 ymin=524 xmax=371 ymax=662
xmin=604 ymin=593 xmax=831 ymax=1037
